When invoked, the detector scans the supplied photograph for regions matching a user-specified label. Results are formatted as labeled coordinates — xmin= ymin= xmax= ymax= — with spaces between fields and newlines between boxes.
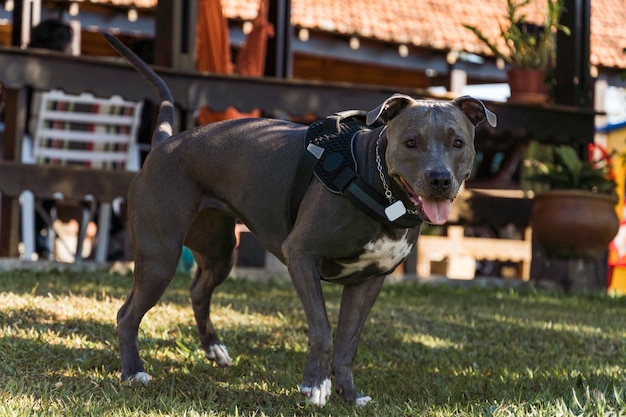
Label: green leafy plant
xmin=522 ymin=141 xmax=617 ymax=196
xmin=463 ymin=0 xmax=570 ymax=70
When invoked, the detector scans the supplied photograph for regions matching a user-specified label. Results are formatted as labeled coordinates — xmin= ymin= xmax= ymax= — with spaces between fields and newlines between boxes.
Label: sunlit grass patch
xmin=1 ymin=268 xmax=626 ymax=416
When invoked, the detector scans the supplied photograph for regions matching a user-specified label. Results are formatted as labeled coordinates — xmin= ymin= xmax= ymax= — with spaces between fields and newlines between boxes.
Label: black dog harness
xmin=289 ymin=111 xmax=422 ymax=229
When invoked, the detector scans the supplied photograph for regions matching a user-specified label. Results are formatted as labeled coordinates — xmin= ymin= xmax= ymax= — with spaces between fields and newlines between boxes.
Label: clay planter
xmin=530 ymin=189 xmax=619 ymax=259
xmin=507 ymin=68 xmax=548 ymax=104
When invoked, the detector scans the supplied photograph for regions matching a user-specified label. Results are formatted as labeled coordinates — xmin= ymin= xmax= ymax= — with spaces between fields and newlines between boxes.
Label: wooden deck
xmin=0 ymin=46 xmax=596 ymax=268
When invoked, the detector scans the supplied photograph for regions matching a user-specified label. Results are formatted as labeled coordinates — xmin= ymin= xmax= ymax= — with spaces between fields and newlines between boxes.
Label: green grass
xmin=1 ymin=268 xmax=626 ymax=416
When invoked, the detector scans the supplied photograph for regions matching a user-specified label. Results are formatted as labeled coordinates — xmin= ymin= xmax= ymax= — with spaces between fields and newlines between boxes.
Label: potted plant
xmin=523 ymin=141 xmax=619 ymax=259
xmin=463 ymin=0 xmax=570 ymax=103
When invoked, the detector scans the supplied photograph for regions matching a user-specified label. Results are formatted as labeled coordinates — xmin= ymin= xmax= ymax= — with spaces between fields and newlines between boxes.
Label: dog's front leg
xmin=285 ymin=253 xmax=333 ymax=407
xmin=333 ymin=275 xmax=386 ymax=406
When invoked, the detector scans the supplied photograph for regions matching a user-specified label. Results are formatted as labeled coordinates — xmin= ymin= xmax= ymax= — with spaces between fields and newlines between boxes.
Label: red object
xmin=195 ymin=0 xmax=273 ymax=125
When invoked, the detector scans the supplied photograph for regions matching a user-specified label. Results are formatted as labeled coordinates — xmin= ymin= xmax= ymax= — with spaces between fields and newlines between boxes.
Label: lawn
xmin=1 ymin=267 xmax=626 ymax=416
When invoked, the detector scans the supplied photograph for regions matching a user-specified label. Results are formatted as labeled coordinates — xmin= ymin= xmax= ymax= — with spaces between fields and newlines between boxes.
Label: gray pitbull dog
xmin=104 ymin=33 xmax=496 ymax=407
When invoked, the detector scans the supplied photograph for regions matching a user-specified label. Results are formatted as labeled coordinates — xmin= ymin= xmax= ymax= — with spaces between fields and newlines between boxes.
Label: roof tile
xmin=99 ymin=0 xmax=626 ymax=69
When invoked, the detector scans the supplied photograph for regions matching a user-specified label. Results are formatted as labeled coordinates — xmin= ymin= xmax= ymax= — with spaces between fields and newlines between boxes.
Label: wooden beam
xmin=0 ymin=48 xmax=597 ymax=143
xmin=264 ymin=0 xmax=292 ymax=78
xmin=0 ymin=161 xmax=136 ymax=257
xmin=0 ymin=162 xmax=136 ymax=200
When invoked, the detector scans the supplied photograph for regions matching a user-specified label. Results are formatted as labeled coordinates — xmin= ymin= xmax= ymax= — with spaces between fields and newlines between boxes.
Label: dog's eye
xmin=405 ymin=139 xmax=417 ymax=148
xmin=453 ymin=138 xmax=464 ymax=149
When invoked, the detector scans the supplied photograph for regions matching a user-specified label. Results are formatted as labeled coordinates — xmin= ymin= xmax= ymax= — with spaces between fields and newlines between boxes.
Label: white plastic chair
xmin=21 ymin=90 xmax=143 ymax=262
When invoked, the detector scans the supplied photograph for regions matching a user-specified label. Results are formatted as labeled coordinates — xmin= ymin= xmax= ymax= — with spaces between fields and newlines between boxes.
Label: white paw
xmin=300 ymin=378 xmax=332 ymax=407
xmin=205 ymin=344 xmax=233 ymax=367
xmin=356 ymin=396 xmax=372 ymax=407
xmin=129 ymin=372 xmax=151 ymax=385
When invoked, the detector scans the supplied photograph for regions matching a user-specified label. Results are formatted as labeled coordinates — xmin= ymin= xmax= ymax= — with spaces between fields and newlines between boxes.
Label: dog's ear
xmin=453 ymin=96 xmax=497 ymax=128
xmin=366 ymin=93 xmax=415 ymax=125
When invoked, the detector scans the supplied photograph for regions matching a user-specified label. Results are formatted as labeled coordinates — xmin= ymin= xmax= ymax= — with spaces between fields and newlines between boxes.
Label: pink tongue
xmin=422 ymin=198 xmax=451 ymax=225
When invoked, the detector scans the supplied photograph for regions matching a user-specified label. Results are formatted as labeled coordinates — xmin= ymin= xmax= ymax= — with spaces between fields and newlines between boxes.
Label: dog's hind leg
xmin=117 ymin=241 xmax=182 ymax=384
xmin=117 ymin=182 xmax=199 ymax=384
xmin=186 ymin=209 xmax=237 ymax=367
xmin=333 ymin=275 xmax=386 ymax=406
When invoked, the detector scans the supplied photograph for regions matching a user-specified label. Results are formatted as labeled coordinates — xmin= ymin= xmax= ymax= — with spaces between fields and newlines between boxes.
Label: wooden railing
xmin=0 ymin=45 xmax=596 ymax=259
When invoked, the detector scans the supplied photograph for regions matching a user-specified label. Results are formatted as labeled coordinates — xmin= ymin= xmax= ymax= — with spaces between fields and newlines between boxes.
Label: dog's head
xmin=366 ymin=94 xmax=496 ymax=225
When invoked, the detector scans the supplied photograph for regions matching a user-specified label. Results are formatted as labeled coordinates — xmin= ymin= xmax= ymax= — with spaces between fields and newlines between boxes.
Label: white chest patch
xmin=332 ymin=231 xmax=414 ymax=279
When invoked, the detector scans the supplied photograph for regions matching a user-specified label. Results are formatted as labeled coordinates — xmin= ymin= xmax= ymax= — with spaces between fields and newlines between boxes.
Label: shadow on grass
xmin=1 ymin=305 xmax=119 ymax=372
xmin=0 ymin=268 xmax=138 ymax=299
xmin=1 ymin=316 xmax=309 ymax=415
xmin=3 ymin=269 xmax=626 ymax=414
xmin=355 ymin=285 xmax=626 ymax=408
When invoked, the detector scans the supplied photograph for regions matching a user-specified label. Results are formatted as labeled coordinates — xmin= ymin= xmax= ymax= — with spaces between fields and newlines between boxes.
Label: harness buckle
xmin=334 ymin=168 xmax=358 ymax=193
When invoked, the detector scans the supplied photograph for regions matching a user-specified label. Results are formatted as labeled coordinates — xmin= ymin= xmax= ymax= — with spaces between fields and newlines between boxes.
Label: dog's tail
xmin=103 ymin=32 xmax=174 ymax=147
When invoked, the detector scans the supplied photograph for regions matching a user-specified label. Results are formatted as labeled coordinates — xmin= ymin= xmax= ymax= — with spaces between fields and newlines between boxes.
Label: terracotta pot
xmin=530 ymin=189 xmax=619 ymax=259
xmin=507 ymin=68 xmax=548 ymax=104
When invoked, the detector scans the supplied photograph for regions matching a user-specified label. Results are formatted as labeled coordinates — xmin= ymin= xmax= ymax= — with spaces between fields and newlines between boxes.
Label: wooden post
xmin=554 ymin=0 xmax=592 ymax=107
xmin=0 ymin=87 xmax=27 ymax=257
xmin=154 ymin=0 xmax=197 ymax=70
xmin=264 ymin=0 xmax=292 ymax=78
xmin=9 ymin=0 xmax=42 ymax=48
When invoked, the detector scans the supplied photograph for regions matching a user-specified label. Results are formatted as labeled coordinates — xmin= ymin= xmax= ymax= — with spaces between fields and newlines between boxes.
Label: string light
xmin=242 ymin=21 xmax=253 ymax=35
xmin=349 ymin=36 xmax=359 ymax=50
xmin=69 ymin=2 xmax=79 ymax=16
xmin=398 ymin=44 xmax=409 ymax=58
xmin=446 ymin=50 xmax=458 ymax=65
xmin=298 ymin=28 xmax=309 ymax=42
xmin=127 ymin=7 xmax=138 ymax=22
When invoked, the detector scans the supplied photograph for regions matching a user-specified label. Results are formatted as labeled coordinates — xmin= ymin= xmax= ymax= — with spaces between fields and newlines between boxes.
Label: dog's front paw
xmin=205 ymin=343 xmax=233 ymax=367
xmin=300 ymin=378 xmax=332 ymax=407
xmin=356 ymin=396 xmax=372 ymax=407
xmin=127 ymin=372 xmax=151 ymax=386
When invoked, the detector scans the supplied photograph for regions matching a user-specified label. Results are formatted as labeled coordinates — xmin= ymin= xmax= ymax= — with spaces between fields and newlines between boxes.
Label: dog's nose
xmin=428 ymin=170 xmax=452 ymax=193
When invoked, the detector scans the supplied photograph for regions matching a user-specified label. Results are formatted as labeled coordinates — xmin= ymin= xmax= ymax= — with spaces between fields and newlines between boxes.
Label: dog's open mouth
xmin=398 ymin=177 xmax=452 ymax=225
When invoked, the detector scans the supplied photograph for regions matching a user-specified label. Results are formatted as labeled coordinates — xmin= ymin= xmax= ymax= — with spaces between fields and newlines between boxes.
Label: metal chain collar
xmin=375 ymin=126 xmax=395 ymax=204
xmin=375 ymin=126 xmax=420 ymax=215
